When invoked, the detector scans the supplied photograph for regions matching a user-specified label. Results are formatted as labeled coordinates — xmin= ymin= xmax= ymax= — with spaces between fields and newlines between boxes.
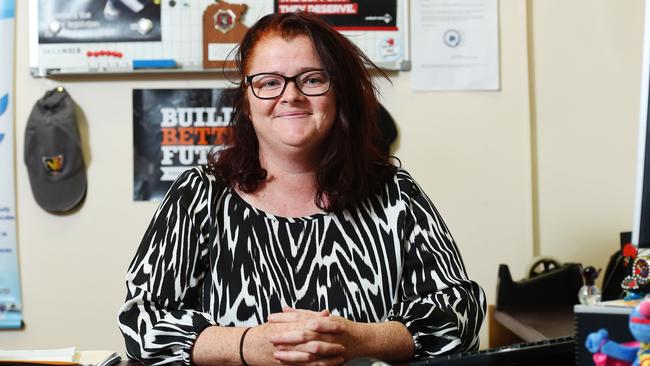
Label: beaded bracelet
xmin=239 ymin=327 xmax=252 ymax=366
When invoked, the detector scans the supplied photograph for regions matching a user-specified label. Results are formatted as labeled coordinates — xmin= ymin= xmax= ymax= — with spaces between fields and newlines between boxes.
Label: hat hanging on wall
xmin=24 ymin=87 xmax=87 ymax=213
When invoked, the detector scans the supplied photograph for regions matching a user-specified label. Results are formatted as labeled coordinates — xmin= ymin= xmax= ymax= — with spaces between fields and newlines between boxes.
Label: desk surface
xmin=488 ymin=305 xmax=574 ymax=348
xmin=493 ymin=307 xmax=574 ymax=342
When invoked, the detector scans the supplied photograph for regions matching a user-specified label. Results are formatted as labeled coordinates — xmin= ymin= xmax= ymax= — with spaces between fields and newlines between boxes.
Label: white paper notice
xmin=411 ymin=0 xmax=500 ymax=91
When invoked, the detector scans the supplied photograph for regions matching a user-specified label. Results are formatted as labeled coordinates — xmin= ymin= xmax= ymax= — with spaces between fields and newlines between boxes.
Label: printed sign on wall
xmin=38 ymin=0 xmax=161 ymax=43
xmin=133 ymin=89 xmax=234 ymax=201
xmin=275 ymin=0 xmax=397 ymax=30
xmin=0 ymin=0 xmax=22 ymax=329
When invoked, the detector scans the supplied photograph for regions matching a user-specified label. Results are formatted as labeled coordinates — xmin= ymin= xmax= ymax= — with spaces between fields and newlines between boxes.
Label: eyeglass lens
xmin=249 ymin=70 xmax=330 ymax=99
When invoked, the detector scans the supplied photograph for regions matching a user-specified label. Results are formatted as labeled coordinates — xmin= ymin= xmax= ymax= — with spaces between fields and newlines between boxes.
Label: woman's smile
xmin=274 ymin=110 xmax=312 ymax=119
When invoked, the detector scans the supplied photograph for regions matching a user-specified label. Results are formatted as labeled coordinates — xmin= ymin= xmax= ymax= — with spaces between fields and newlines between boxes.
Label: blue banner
xmin=0 ymin=0 xmax=22 ymax=329
xmin=0 ymin=0 xmax=14 ymax=19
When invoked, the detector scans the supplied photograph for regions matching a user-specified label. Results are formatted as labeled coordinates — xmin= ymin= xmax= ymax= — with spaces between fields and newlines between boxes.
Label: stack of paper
xmin=75 ymin=351 xmax=121 ymax=366
xmin=0 ymin=347 xmax=120 ymax=366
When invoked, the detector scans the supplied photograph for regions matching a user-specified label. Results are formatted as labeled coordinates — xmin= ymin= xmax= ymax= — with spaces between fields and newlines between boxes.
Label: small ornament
xmin=214 ymin=8 xmax=236 ymax=34
xmin=202 ymin=1 xmax=249 ymax=69
xmin=579 ymin=265 xmax=602 ymax=305
xmin=623 ymin=257 xmax=650 ymax=295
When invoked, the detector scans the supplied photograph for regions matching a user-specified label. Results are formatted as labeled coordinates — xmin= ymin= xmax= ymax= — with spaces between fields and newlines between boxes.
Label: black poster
xmin=274 ymin=0 xmax=397 ymax=30
xmin=133 ymin=89 xmax=234 ymax=201
xmin=38 ymin=0 xmax=161 ymax=44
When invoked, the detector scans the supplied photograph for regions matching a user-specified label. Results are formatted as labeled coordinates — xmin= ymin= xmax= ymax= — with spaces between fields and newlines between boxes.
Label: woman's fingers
xmin=305 ymin=318 xmax=343 ymax=333
xmin=269 ymin=311 xmax=301 ymax=323
xmin=274 ymin=350 xmax=316 ymax=363
xmin=270 ymin=308 xmax=330 ymax=323
xmin=303 ymin=341 xmax=346 ymax=356
xmin=274 ymin=341 xmax=345 ymax=356
xmin=283 ymin=307 xmax=330 ymax=317
xmin=268 ymin=320 xmax=343 ymax=345
xmin=268 ymin=329 xmax=322 ymax=344
xmin=265 ymin=318 xmax=347 ymax=366
xmin=272 ymin=337 xmax=345 ymax=354
xmin=274 ymin=349 xmax=345 ymax=365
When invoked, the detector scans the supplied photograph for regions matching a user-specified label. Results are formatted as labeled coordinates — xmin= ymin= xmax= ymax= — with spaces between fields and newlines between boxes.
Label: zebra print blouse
xmin=117 ymin=166 xmax=486 ymax=365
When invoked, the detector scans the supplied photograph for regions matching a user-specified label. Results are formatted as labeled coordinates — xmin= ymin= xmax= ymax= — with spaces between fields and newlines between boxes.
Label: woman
xmin=118 ymin=12 xmax=486 ymax=366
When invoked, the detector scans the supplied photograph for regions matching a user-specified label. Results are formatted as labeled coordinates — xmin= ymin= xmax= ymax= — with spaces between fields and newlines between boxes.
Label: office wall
xmin=531 ymin=1 xmax=643 ymax=274
xmin=0 ymin=0 xmax=641 ymax=355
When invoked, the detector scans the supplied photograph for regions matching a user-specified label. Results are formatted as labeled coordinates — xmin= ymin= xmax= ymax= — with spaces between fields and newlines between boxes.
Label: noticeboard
xmin=29 ymin=0 xmax=410 ymax=77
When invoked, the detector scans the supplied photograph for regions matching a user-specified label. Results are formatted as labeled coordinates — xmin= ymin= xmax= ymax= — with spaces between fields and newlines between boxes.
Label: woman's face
xmin=245 ymin=34 xmax=337 ymax=160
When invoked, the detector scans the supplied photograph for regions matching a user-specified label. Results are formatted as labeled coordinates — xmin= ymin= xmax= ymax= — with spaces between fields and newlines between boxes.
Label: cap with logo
xmin=24 ymin=87 xmax=86 ymax=213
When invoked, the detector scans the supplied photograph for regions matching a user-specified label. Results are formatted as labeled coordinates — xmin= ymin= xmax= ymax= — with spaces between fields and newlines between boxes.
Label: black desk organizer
xmin=496 ymin=262 xmax=583 ymax=310
xmin=496 ymin=262 xmax=583 ymax=365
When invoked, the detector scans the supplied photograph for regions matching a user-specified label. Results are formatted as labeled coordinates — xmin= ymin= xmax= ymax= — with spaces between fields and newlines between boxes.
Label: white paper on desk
xmin=411 ymin=0 xmax=500 ymax=91
xmin=0 ymin=347 xmax=76 ymax=362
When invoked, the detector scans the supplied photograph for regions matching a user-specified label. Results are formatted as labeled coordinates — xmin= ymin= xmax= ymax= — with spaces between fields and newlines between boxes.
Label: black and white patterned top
xmin=117 ymin=166 xmax=486 ymax=365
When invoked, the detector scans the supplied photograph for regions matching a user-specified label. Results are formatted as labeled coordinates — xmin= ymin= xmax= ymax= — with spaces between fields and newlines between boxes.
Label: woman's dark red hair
xmin=208 ymin=11 xmax=395 ymax=211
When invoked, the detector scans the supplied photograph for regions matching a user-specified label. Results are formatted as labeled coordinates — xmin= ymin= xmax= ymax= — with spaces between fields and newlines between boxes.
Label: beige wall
xmin=531 ymin=1 xmax=643 ymax=275
xmin=0 ymin=0 xmax=643 ymax=354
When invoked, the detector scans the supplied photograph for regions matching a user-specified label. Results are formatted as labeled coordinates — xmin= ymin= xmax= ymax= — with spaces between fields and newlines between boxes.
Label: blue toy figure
xmin=630 ymin=298 xmax=650 ymax=366
xmin=585 ymin=328 xmax=637 ymax=366
xmin=584 ymin=298 xmax=650 ymax=366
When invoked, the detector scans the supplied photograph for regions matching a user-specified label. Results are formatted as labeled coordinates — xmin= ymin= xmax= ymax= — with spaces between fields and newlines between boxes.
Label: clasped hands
xmin=254 ymin=306 xmax=360 ymax=366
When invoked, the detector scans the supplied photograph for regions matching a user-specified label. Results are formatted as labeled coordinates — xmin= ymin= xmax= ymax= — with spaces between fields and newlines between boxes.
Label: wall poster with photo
xmin=133 ymin=88 xmax=234 ymax=202
xmin=38 ymin=0 xmax=161 ymax=44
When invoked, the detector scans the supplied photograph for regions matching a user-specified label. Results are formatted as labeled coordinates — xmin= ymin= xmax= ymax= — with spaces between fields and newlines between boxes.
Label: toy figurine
xmin=630 ymin=299 xmax=650 ymax=366
xmin=585 ymin=328 xmax=637 ymax=366
xmin=621 ymin=245 xmax=650 ymax=300
xmin=587 ymin=298 xmax=650 ymax=366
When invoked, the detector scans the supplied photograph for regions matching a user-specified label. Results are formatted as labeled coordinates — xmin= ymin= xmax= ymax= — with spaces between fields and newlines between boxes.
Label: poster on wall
xmin=411 ymin=0 xmax=500 ymax=91
xmin=133 ymin=89 xmax=234 ymax=201
xmin=274 ymin=0 xmax=397 ymax=31
xmin=38 ymin=0 xmax=161 ymax=44
xmin=0 ymin=0 xmax=22 ymax=329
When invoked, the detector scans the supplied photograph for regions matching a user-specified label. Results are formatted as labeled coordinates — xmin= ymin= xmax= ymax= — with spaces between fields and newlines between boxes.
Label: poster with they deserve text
xmin=275 ymin=0 xmax=397 ymax=31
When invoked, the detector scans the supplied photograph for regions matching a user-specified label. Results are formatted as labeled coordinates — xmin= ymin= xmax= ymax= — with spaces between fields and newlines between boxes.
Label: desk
xmin=488 ymin=305 xmax=574 ymax=347
xmin=116 ymin=308 xmax=576 ymax=366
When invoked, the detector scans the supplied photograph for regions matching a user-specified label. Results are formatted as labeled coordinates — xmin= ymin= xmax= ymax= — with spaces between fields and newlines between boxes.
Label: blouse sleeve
xmin=117 ymin=168 xmax=215 ymax=365
xmin=387 ymin=172 xmax=486 ymax=359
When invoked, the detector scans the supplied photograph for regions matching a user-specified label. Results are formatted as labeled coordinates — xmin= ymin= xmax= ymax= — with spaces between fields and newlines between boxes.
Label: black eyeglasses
xmin=246 ymin=69 xmax=332 ymax=99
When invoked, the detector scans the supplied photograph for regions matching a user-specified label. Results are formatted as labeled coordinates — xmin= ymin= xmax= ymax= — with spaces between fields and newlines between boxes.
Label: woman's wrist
xmin=348 ymin=320 xmax=414 ymax=362
xmin=192 ymin=325 xmax=248 ymax=366
xmin=239 ymin=327 xmax=252 ymax=366
xmin=241 ymin=324 xmax=271 ymax=366
xmin=345 ymin=320 xmax=372 ymax=359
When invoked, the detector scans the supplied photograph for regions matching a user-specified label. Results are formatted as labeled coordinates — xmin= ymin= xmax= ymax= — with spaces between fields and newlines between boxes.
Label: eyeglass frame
xmin=245 ymin=69 xmax=333 ymax=100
